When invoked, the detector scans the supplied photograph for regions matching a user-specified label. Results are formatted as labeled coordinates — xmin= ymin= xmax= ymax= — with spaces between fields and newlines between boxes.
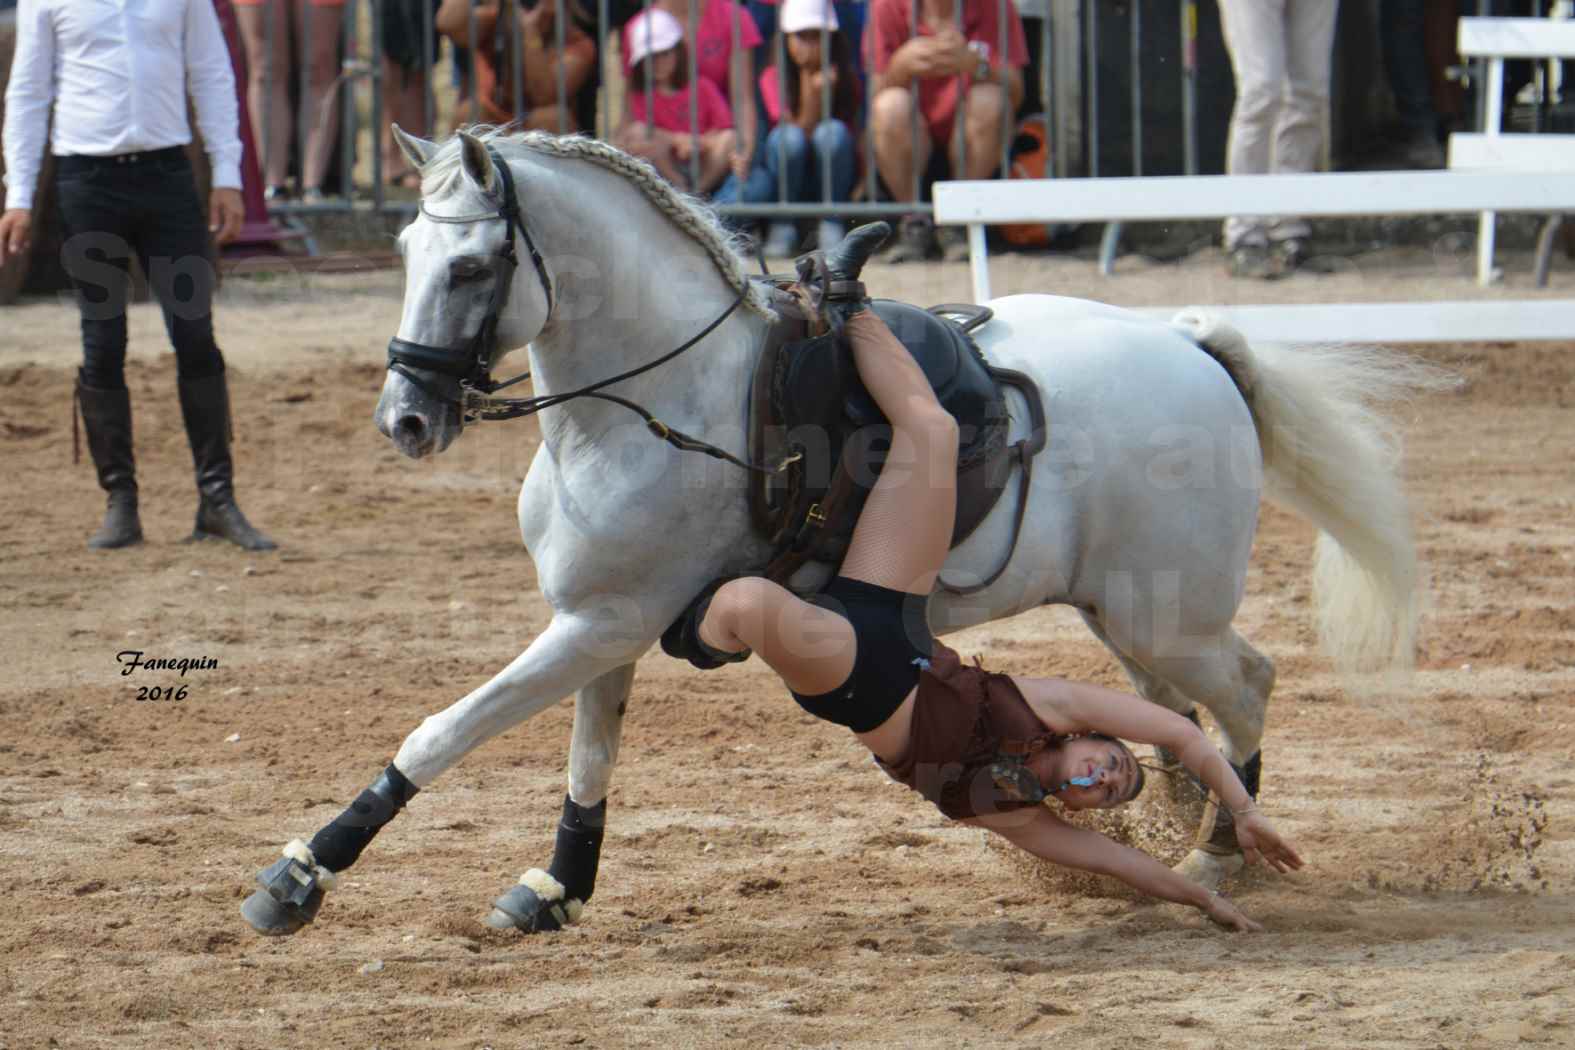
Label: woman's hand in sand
xmin=1201 ymin=890 xmax=1262 ymax=932
xmin=1234 ymin=811 xmax=1304 ymax=875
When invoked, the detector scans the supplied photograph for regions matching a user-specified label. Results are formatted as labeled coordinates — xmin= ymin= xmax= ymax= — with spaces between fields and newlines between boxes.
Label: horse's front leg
xmin=485 ymin=663 xmax=633 ymax=934
xmin=240 ymin=615 xmax=626 ymax=936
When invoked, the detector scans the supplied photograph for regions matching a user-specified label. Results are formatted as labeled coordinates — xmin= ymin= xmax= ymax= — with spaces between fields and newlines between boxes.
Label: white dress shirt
xmin=3 ymin=0 xmax=242 ymax=211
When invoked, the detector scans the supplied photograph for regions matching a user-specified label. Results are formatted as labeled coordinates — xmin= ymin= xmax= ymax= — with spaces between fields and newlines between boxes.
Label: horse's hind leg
xmin=1146 ymin=629 xmax=1274 ymax=888
xmin=1078 ymin=611 xmax=1208 ymax=807
xmin=487 ymin=664 xmax=633 ymax=933
xmin=1084 ymin=610 xmax=1275 ymax=889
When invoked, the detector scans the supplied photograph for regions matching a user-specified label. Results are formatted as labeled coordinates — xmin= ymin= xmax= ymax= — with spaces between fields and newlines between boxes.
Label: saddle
xmin=747 ymin=286 xmax=1046 ymax=591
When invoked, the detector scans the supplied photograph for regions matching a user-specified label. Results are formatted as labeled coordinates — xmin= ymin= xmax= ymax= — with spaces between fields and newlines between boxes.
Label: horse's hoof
xmin=240 ymin=886 xmax=321 ymax=936
xmin=1173 ymin=847 xmax=1244 ymax=891
xmin=484 ymin=871 xmax=583 ymax=934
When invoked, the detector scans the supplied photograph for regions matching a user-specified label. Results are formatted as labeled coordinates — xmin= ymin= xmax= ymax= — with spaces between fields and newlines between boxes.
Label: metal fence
xmin=248 ymin=0 xmax=1068 ymax=222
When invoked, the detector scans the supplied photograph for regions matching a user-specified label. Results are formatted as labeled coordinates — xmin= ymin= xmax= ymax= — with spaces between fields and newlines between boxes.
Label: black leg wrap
xmin=1234 ymin=751 xmax=1262 ymax=799
xmin=307 ymin=764 xmax=419 ymax=872
xmin=546 ymin=795 xmax=606 ymax=904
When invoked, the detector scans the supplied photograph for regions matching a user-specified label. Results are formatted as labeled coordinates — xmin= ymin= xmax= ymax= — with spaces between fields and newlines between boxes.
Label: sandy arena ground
xmin=1 ymin=246 xmax=1572 ymax=1049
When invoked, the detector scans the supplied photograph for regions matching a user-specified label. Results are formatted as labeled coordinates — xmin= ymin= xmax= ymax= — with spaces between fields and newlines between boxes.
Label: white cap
xmin=779 ymin=0 xmax=839 ymax=34
xmin=627 ymin=7 xmax=685 ymax=67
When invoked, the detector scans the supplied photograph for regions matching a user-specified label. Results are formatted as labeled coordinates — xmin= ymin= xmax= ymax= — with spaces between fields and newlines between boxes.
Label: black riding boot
xmin=821 ymin=220 xmax=892 ymax=287
xmin=76 ymin=375 xmax=144 ymax=549
xmin=794 ymin=221 xmax=890 ymax=327
xmin=177 ymin=372 xmax=277 ymax=551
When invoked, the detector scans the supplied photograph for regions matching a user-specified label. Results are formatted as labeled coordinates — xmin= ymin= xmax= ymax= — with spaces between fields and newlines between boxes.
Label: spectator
xmin=382 ymin=0 xmax=441 ymax=188
xmin=435 ymin=0 xmax=596 ymax=132
xmin=621 ymin=0 xmax=763 ymax=203
xmin=754 ymin=0 xmax=862 ymax=257
xmin=233 ymin=0 xmax=344 ymax=202
xmin=1217 ymin=0 xmax=1339 ymax=279
xmin=864 ymin=0 xmax=1026 ymax=262
xmin=617 ymin=6 xmax=738 ymax=195
xmin=1380 ymin=0 xmax=1443 ymax=168
xmin=1 ymin=0 xmax=274 ymax=551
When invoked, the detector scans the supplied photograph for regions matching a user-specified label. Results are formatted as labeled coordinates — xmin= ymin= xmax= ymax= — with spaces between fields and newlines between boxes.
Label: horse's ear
xmin=457 ymin=131 xmax=496 ymax=195
xmin=391 ymin=123 xmax=437 ymax=172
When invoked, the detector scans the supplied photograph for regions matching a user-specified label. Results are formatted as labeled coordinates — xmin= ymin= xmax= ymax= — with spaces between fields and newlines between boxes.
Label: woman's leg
xmin=834 ymin=310 xmax=959 ymax=595
xmin=300 ymin=2 xmax=344 ymax=194
xmin=237 ymin=1 xmax=294 ymax=192
xmin=699 ymin=578 xmax=858 ymax=698
xmin=381 ymin=57 xmax=430 ymax=181
xmin=811 ymin=119 xmax=857 ymax=202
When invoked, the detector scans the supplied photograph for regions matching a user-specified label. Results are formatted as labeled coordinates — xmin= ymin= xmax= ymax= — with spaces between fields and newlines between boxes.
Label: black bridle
xmin=385 ymin=144 xmax=782 ymax=475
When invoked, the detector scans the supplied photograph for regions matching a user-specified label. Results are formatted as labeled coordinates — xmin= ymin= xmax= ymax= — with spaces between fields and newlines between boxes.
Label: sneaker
xmin=937 ymin=224 xmax=971 ymax=262
xmin=1402 ymin=131 xmax=1445 ymax=170
xmin=1227 ymin=242 xmax=1275 ymax=280
xmin=886 ymin=215 xmax=938 ymax=263
xmin=1270 ymin=238 xmax=1308 ymax=276
xmin=763 ymin=221 xmax=800 ymax=259
xmin=816 ymin=218 xmax=846 ymax=251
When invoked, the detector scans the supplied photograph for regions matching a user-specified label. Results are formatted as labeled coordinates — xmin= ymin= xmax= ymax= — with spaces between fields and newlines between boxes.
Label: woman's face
xmin=1055 ymin=737 xmax=1141 ymax=810
xmin=786 ymin=29 xmax=824 ymax=69
xmin=651 ymin=47 xmax=681 ymax=87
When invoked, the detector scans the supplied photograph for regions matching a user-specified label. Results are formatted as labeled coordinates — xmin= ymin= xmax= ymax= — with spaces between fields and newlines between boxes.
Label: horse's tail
xmin=1170 ymin=309 xmax=1450 ymax=674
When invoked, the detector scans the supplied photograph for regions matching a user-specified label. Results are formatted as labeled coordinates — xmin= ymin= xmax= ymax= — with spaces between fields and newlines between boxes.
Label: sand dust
xmin=1 ymin=250 xmax=1572 ymax=1048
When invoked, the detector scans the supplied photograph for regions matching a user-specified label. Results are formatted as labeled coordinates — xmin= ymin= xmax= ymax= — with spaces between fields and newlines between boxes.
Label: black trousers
xmin=54 ymin=146 xmax=225 ymax=391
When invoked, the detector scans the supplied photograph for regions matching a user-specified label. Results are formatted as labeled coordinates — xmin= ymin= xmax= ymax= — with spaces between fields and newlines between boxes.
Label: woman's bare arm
xmin=1017 ymin=677 xmax=1305 ymax=874
xmin=968 ymin=807 xmax=1262 ymax=931
xmin=1020 ymin=678 xmax=1254 ymax=815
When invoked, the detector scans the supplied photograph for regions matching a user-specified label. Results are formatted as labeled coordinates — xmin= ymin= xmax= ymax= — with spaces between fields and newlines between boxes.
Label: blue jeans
xmin=716 ymin=120 xmax=856 ymax=206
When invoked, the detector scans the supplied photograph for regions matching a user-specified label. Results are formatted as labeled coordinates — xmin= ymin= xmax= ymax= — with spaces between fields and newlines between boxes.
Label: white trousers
xmin=1218 ymin=0 xmax=1341 ymax=248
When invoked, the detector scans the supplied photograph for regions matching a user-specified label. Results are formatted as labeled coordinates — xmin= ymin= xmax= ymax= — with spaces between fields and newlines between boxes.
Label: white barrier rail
xmin=934 ymin=170 xmax=1575 ymax=302
xmin=1133 ymin=300 xmax=1575 ymax=345
xmin=1456 ymin=17 xmax=1575 ymax=286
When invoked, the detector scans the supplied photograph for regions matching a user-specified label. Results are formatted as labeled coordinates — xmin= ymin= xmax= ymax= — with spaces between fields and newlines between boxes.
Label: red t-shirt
xmin=627 ymin=76 xmax=734 ymax=134
xmin=864 ymin=0 xmax=1028 ymax=140
xmin=622 ymin=0 xmax=763 ymax=102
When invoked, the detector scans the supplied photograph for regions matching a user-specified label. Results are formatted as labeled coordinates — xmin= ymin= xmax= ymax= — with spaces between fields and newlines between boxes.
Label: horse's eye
xmin=449 ymin=264 xmax=488 ymax=286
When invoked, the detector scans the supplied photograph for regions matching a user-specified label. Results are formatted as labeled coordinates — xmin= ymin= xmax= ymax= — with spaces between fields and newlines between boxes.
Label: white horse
xmin=242 ymin=125 xmax=1427 ymax=936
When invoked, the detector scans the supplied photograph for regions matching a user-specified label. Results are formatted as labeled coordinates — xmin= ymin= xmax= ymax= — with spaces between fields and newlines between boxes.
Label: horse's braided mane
xmin=419 ymin=126 xmax=776 ymax=319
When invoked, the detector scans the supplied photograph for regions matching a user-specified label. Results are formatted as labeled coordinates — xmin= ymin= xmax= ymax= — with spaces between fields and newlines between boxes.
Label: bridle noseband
xmin=382 ymin=144 xmax=780 ymax=475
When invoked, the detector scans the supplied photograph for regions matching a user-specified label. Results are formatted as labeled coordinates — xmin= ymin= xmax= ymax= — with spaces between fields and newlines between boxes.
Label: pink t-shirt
xmin=627 ymin=76 xmax=734 ymax=134
xmin=623 ymin=0 xmax=763 ymax=101
xmin=758 ymin=64 xmax=863 ymax=128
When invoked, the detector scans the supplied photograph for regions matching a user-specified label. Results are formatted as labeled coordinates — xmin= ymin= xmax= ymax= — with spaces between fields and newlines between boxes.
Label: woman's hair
xmin=767 ymin=29 xmax=860 ymax=128
xmin=629 ymin=40 xmax=689 ymax=93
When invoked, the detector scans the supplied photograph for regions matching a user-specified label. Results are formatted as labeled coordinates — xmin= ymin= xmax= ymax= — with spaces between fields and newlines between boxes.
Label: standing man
xmin=1217 ymin=0 xmax=1340 ymax=279
xmin=1 ymin=0 xmax=274 ymax=550
xmin=864 ymin=0 xmax=1026 ymax=262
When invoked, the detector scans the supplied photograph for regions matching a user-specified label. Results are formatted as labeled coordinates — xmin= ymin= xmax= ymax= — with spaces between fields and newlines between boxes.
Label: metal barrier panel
xmin=243 ymin=0 xmax=1078 ymax=224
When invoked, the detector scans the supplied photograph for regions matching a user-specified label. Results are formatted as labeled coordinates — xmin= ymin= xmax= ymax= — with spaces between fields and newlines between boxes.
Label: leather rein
xmin=385 ymin=144 xmax=789 ymax=476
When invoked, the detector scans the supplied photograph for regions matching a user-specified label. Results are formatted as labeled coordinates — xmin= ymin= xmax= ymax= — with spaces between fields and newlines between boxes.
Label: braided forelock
xmin=418 ymin=127 xmax=776 ymax=319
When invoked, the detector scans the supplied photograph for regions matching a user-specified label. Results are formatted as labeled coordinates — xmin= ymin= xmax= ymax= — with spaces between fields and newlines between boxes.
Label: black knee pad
xmin=307 ymin=763 xmax=418 ymax=872
xmin=660 ymin=577 xmax=751 ymax=670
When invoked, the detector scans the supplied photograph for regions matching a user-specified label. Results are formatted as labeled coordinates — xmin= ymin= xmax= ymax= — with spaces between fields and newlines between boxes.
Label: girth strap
xmin=937 ymin=366 xmax=1047 ymax=596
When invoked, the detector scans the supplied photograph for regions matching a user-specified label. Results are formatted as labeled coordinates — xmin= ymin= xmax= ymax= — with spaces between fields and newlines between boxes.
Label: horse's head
xmin=377 ymin=126 xmax=554 ymax=458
